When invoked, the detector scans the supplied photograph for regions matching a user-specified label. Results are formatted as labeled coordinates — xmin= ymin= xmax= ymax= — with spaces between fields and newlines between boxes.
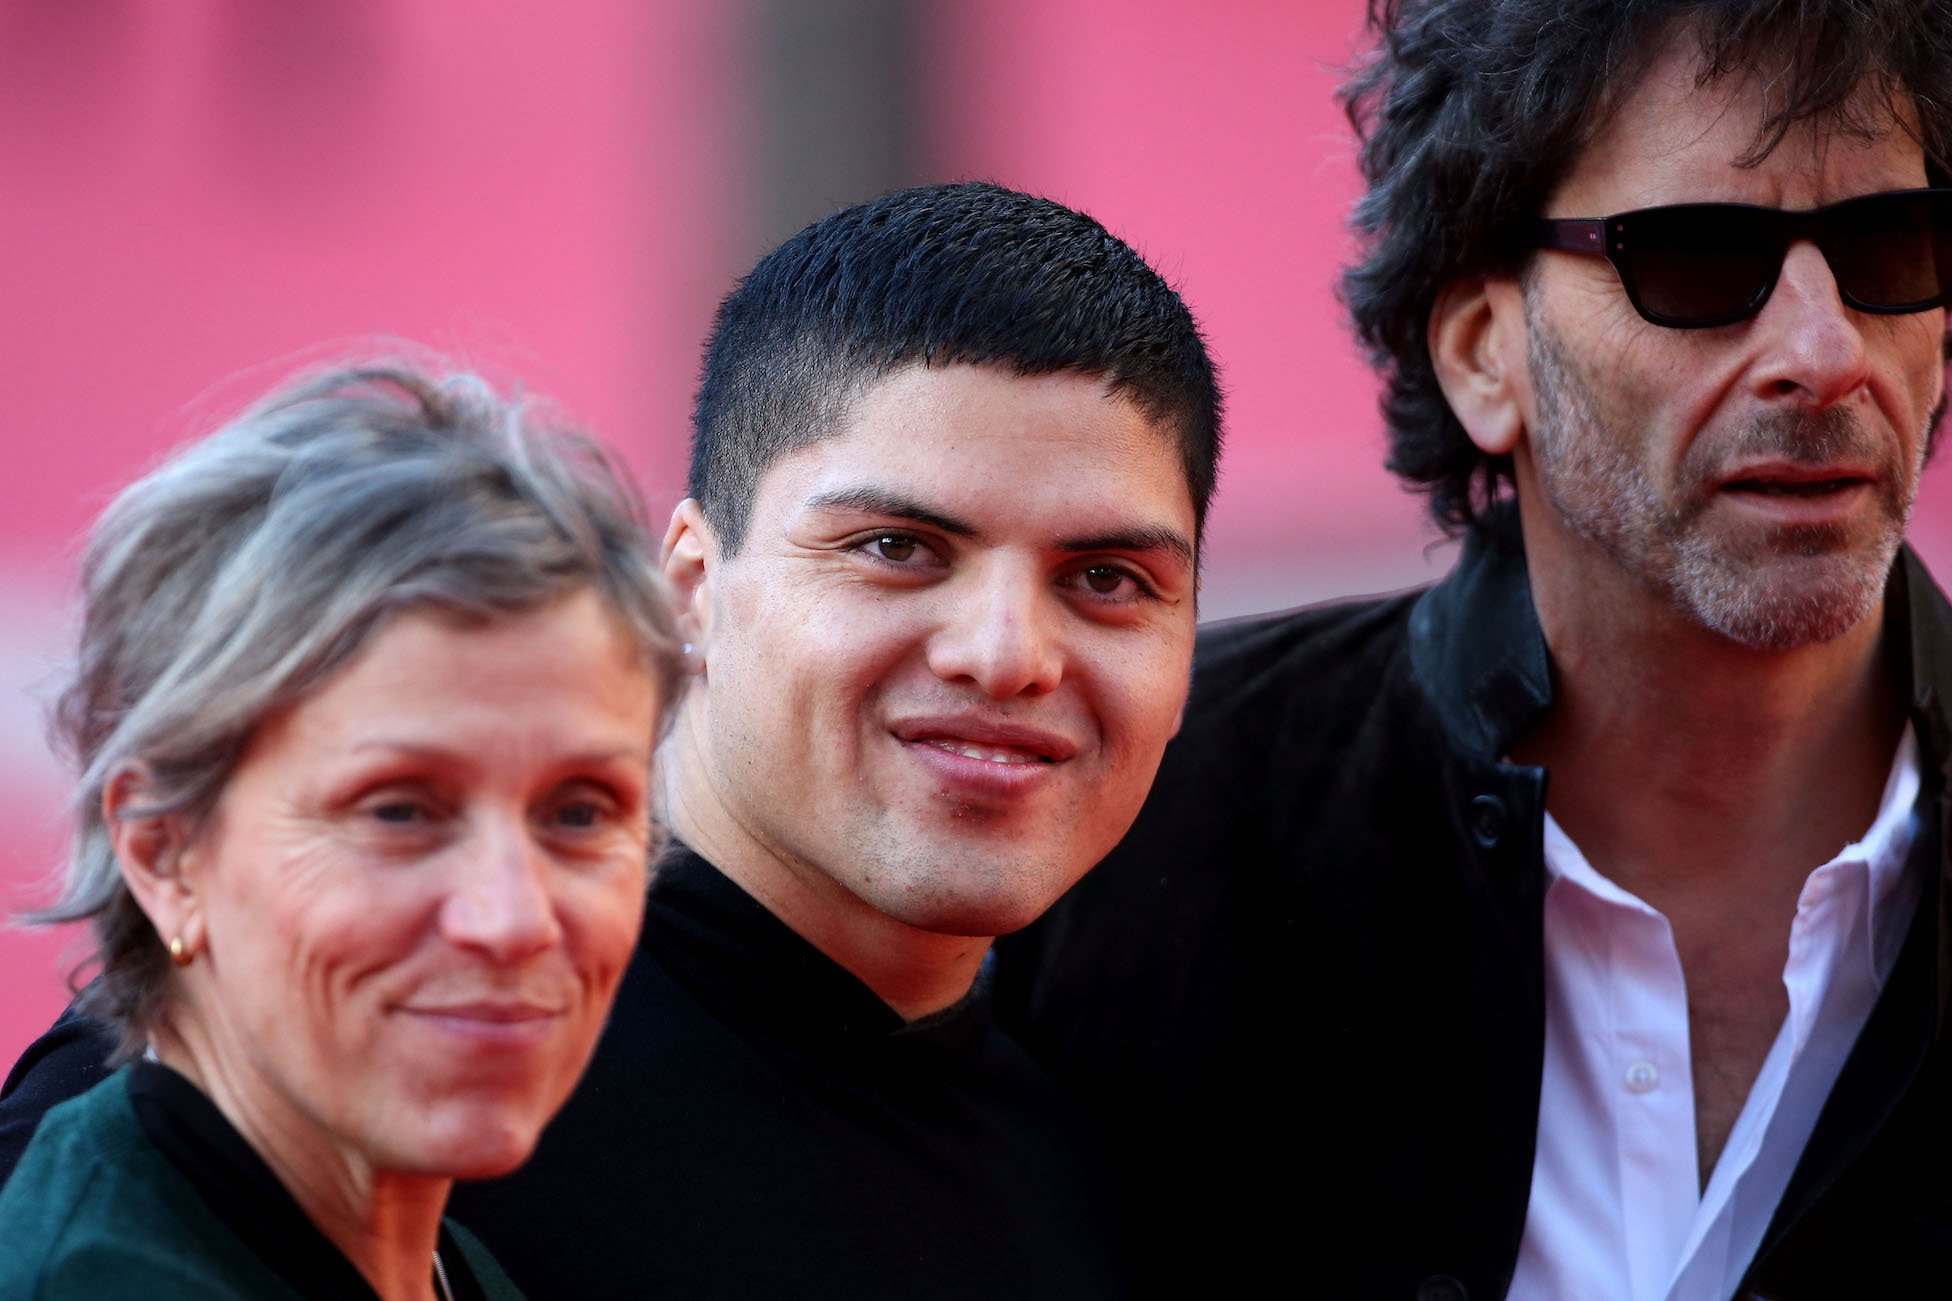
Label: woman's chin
xmin=382 ymin=1105 xmax=547 ymax=1183
xmin=362 ymin=1022 xmax=594 ymax=1180
xmin=441 ymin=1143 xmax=536 ymax=1183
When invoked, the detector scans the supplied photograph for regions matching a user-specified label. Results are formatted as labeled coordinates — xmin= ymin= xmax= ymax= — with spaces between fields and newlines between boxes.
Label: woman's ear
xmin=1429 ymin=274 xmax=1532 ymax=457
xmin=104 ymin=763 xmax=204 ymax=962
xmin=660 ymin=498 xmax=717 ymax=675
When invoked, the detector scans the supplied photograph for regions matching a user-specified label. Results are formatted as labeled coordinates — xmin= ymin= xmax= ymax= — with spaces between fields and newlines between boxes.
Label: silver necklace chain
xmin=433 ymin=1246 xmax=455 ymax=1301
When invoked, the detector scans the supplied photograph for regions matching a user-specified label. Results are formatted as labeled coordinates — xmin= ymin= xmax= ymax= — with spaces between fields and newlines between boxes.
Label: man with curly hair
xmin=1001 ymin=3 xmax=1952 ymax=1296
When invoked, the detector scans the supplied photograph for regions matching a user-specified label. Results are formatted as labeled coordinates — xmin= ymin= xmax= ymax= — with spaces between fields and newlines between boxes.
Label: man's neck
xmin=1511 ymin=518 xmax=1906 ymax=1184
xmin=662 ymin=714 xmax=992 ymax=1022
xmin=1514 ymin=532 xmax=1903 ymax=905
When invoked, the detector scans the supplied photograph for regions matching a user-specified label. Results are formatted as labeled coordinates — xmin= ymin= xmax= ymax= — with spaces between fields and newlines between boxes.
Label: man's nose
xmin=1747 ymin=240 xmax=1873 ymax=408
xmin=440 ymin=816 xmax=564 ymax=961
xmin=924 ymin=568 xmax=1063 ymax=700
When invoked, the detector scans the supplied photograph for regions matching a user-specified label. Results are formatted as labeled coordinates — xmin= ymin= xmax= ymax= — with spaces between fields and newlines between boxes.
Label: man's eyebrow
xmin=803 ymin=486 xmax=977 ymax=538
xmin=805 ymin=485 xmax=1194 ymax=569
xmin=1058 ymin=525 xmax=1195 ymax=570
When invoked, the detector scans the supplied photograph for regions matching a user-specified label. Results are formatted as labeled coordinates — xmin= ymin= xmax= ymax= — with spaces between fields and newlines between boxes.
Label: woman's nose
xmin=439 ymin=817 xmax=564 ymax=960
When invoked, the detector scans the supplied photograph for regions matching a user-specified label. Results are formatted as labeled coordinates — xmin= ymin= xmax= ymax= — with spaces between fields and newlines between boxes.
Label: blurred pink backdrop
xmin=3 ymin=1 xmax=1949 ymax=1066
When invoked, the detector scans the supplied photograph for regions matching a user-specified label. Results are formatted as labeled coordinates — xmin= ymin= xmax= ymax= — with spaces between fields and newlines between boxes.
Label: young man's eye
xmin=1083 ymin=566 xmax=1131 ymax=595
xmin=851 ymin=532 xmax=940 ymax=569
xmin=1075 ymin=565 xmax=1156 ymax=601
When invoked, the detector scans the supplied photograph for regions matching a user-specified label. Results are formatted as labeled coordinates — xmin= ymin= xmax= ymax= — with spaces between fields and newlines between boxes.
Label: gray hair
xmin=29 ymin=361 xmax=685 ymax=1057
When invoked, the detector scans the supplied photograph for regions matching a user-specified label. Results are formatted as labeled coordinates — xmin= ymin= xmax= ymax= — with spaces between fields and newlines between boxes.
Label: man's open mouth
xmin=1722 ymin=476 xmax=1867 ymax=497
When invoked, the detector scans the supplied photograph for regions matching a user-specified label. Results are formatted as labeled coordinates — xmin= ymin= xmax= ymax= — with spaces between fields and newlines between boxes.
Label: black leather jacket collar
xmin=1405 ymin=502 xmax=1952 ymax=798
xmin=1407 ymin=507 xmax=1553 ymax=761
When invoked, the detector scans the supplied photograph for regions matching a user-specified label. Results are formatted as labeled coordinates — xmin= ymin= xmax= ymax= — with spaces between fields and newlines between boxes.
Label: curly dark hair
xmin=1341 ymin=0 xmax=1952 ymax=534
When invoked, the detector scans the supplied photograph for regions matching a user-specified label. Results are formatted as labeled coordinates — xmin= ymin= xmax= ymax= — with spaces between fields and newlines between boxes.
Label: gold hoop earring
xmin=168 ymin=935 xmax=194 ymax=968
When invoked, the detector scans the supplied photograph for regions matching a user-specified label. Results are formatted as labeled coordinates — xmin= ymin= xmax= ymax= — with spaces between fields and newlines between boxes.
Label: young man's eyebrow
xmin=805 ymin=485 xmax=1194 ymax=569
xmin=803 ymin=486 xmax=977 ymax=537
xmin=1058 ymin=525 xmax=1195 ymax=570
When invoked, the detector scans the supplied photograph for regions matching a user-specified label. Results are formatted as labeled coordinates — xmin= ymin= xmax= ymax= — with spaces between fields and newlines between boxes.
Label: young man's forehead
xmin=772 ymin=361 xmax=1197 ymax=492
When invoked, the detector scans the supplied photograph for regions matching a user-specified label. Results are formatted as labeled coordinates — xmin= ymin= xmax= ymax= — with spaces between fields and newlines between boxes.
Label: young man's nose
xmin=924 ymin=570 xmax=1063 ymax=699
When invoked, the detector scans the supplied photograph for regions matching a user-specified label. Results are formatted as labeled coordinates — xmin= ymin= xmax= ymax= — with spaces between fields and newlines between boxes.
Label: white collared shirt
xmin=1508 ymin=725 xmax=1923 ymax=1301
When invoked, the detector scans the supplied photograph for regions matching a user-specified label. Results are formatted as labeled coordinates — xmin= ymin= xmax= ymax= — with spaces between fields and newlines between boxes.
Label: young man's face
xmin=667 ymin=362 xmax=1198 ymax=940
xmin=1509 ymin=36 xmax=1945 ymax=649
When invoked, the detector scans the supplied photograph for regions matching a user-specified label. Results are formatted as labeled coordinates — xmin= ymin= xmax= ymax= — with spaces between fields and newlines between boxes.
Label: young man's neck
xmin=662 ymin=718 xmax=992 ymax=1022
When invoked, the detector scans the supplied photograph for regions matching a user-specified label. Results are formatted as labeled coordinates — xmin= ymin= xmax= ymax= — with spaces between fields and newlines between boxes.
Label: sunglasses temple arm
xmin=1535 ymin=219 xmax=1608 ymax=255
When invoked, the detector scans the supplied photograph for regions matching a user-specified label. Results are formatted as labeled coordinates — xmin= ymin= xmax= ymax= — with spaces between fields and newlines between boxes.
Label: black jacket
xmin=995 ymin=516 xmax=1952 ymax=1300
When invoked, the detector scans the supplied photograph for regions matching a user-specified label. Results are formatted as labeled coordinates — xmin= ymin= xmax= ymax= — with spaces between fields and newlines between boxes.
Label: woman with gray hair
xmin=0 ymin=362 xmax=684 ymax=1299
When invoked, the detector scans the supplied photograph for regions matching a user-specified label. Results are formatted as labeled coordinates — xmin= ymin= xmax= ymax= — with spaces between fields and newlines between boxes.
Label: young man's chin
xmin=849 ymin=848 xmax=1088 ymax=940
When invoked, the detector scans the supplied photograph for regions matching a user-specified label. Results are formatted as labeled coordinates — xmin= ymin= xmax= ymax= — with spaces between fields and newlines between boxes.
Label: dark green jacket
xmin=0 ymin=1068 xmax=523 ymax=1300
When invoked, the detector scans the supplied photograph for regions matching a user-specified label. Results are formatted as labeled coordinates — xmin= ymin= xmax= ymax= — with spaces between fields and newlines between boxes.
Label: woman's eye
xmin=369 ymin=801 xmax=426 ymax=825
xmin=553 ymin=801 xmax=603 ymax=829
xmin=871 ymin=535 xmax=919 ymax=563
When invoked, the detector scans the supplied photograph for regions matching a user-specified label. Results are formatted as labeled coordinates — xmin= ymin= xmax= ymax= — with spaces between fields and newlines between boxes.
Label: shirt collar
xmin=1855 ymin=723 xmax=1924 ymax=975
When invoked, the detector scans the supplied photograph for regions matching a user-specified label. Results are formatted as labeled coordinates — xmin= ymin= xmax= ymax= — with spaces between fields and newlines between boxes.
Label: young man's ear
xmin=661 ymin=498 xmax=717 ymax=674
xmin=104 ymin=763 xmax=205 ymax=964
xmin=1428 ymin=274 xmax=1532 ymax=457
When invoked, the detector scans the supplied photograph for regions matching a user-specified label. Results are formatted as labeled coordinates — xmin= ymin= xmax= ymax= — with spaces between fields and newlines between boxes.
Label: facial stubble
xmin=1523 ymin=307 xmax=1922 ymax=651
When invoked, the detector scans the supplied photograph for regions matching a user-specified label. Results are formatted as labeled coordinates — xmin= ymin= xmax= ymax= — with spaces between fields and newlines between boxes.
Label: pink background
xmin=3 ymin=2 xmax=1949 ymax=1064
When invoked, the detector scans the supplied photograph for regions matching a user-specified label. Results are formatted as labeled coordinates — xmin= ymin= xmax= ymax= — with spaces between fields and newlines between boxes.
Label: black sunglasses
xmin=1534 ymin=187 xmax=1952 ymax=328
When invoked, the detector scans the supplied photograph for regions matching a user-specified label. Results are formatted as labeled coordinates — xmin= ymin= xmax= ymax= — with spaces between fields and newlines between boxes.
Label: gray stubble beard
xmin=1525 ymin=318 xmax=1920 ymax=652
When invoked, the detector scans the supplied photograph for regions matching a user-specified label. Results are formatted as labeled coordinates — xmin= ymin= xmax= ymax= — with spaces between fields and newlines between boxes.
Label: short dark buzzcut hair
xmin=1341 ymin=0 xmax=1952 ymax=534
xmin=689 ymin=181 xmax=1222 ymax=552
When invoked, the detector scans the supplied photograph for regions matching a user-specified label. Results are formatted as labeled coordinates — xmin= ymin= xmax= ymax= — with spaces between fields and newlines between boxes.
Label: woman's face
xmin=163 ymin=589 xmax=657 ymax=1181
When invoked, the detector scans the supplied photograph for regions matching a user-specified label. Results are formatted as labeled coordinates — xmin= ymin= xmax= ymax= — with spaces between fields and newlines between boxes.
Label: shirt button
xmin=1625 ymin=1060 xmax=1659 ymax=1092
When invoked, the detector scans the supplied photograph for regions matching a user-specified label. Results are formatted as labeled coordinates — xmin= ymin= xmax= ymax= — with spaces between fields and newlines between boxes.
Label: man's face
xmin=1512 ymin=38 xmax=1945 ymax=650
xmin=670 ymin=362 xmax=1198 ymax=939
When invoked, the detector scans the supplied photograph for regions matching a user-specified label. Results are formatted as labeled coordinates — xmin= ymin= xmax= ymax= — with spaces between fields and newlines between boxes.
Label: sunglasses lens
xmin=1823 ymin=191 xmax=1951 ymax=311
xmin=1619 ymin=205 xmax=1780 ymax=325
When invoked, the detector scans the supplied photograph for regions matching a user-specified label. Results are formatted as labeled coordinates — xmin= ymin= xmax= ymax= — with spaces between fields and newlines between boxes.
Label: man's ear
xmin=104 ymin=763 xmax=205 ymax=962
xmin=661 ymin=498 xmax=717 ymax=672
xmin=1429 ymin=274 xmax=1531 ymax=457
